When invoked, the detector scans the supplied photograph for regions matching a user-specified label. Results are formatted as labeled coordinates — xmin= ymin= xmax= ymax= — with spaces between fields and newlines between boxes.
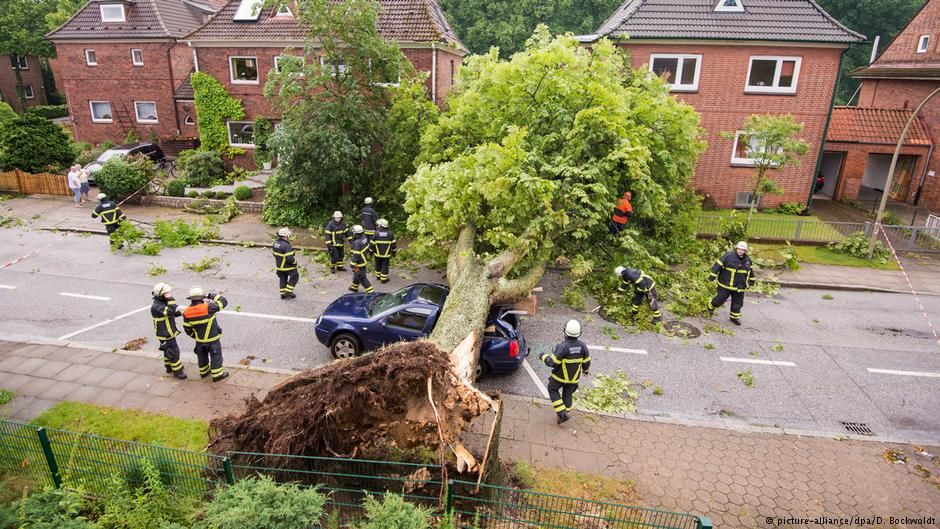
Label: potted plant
xmin=252 ymin=116 xmax=274 ymax=170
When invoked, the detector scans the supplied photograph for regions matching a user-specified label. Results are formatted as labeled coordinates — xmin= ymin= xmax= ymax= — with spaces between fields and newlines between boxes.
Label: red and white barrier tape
xmin=877 ymin=223 xmax=940 ymax=349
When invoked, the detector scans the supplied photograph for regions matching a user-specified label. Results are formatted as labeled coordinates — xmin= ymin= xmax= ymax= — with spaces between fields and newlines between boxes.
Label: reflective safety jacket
xmin=361 ymin=206 xmax=377 ymax=234
xmin=182 ymin=295 xmax=227 ymax=343
xmin=618 ymin=268 xmax=654 ymax=293
xmin=151 ymin=297 xmax=181 ymax=340
xmin=540 ymin=338 xmax=591 ymax=384
xmin=371 ymin=229 xmax=397 ymax=258
xmin=710 ymin=251 xmax=754 ymax=292
xmin=272 ymin=237 xmax=297 ymax=271
xmin=610 ymin=197 xmax=632 ymax=225
xmin=349 ymin=235 xmax=370 ymax=267
xmin=324 ymin=219 xmax=350 ymax=247
xmin=92 ymin=201 xmax=125 ymax=226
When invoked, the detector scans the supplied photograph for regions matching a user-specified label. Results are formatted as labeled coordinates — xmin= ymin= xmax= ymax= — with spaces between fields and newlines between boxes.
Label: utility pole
xmin=867 ymin=86 xmax=940 ymax=258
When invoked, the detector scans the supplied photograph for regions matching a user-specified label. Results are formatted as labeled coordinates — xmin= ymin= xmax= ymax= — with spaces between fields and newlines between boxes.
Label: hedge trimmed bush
xmin=198 ymin=475 xmax=326 ymax=529
xmin=94 ymin=154 xmax=153 ymax=199
xmin=165 ymin=179 xmax=186 ymax=197
xmin=214 ymin=191 xmax=229 ymax=200
xmin=0 ymin=113 xmax=75 ymax=172
xmin=177 ymin=149 xmax=226 ymax=187
xmin=26 ymin=105 xmax=69 ymax=119
xmin=234 ymin=185 xmax=252 ymax=201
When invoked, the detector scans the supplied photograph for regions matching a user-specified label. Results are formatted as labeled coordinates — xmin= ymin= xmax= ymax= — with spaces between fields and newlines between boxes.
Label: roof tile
xmin=47 ymin=0 xmax=211 ymax=40
xmin=827 ymin=107 xmax=933 ymax=146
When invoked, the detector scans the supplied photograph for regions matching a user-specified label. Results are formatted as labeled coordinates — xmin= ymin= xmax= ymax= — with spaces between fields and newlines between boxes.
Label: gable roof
xmin=850 ymin=0 xmax=939 ymax=79
xmin=47 ymin=0 xmax=214 ymax=40
xmin=184 ymin=0 xmax=466 ymax=52
xmin=594 ymin=0 xmax=864 ymax=44
xmin=827 ymin=107 xmax=932 ymax=146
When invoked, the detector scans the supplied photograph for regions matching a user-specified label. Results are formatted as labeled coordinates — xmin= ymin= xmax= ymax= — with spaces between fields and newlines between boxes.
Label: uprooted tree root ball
xmin=209 ymin=340 xmax=491 ymax=462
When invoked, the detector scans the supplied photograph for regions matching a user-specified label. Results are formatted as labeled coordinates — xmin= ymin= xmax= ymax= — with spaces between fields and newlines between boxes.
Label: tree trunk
xmin=13 ymin=66 xmax=25 ymax=112
xmin=430 ymin=258 xmax=494 ymax=377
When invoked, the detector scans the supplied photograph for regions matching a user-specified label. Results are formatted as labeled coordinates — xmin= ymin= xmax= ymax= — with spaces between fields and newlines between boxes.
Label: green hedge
xmin=26 ymin=105 xmax=69 ymax=120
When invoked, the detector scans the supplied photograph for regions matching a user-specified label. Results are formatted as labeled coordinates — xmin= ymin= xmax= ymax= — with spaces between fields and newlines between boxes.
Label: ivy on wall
xmin=191 ymin=72 xmax=245 ymax=152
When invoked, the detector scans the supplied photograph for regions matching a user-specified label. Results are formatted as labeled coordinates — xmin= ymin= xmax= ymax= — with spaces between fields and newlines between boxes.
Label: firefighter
xmin=151 ymin=282 xmax=186 ymax=379
xmin=324 ymin=211 xmax=350 ymax=273
xmin=272 ymin=227 xmax=298 ymax=299
xmin=708 ymin=241 xmax=755 ymax=326
xmin=91 ymin=193 xmax=126 ymax=235
xmin=348 ymin=225 xmax=374 ymax=293
xmin=361 ymin=197 xmax=377 ymax=241
xmin=371 ymin=218 xmax=397 ymax=283
xmin=539 ymin=319 xmax=591 ymax=424
xmin=181 ymin=286 xmax=229 ymax=382
xmin=608 ymin=191 xmax=633 ymax=235
xmin=614 ymin=266 xmax=662 ymax=324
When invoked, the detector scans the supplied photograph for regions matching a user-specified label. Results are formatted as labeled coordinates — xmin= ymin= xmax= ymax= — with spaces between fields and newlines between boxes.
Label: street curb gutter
xmin=35 ymin=226 xmax=329 ymax=252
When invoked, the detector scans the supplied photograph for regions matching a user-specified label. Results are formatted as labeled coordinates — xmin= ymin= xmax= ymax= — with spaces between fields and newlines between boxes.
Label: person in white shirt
xmin=67 ymin=165 xmax=82 ymax=208
xmin=79 ymin=167 xmax=90 ymax=203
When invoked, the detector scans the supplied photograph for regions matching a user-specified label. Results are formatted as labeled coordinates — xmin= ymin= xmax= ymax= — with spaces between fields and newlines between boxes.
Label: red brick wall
xmin=825 ymin=141 xmax=930 ymax=203
xmin=621 ymin=43 xmax=844 ymax=208
xmin=872 ymin=0 xmax=940 ymax=65
xmin=49 ymin=41 xmax=193 ymax=144
xmin=401 ymin=47 xmax=462 ymax=105
xmin=0 ymin=55 xmax=48 ymax=112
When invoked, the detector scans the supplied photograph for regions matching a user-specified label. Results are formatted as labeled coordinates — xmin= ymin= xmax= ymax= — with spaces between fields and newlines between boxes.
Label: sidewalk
xmin=1 ymin=340 xmax=937 ymax=528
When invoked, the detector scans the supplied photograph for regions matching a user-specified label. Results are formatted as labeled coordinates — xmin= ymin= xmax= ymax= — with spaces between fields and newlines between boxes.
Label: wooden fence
xmin=0 ymin=169 xmax=71 ymax=196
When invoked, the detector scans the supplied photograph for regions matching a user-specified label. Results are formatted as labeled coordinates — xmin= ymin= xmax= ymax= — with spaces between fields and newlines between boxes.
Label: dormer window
xmin=917 ymin=35 xmax=930 ymax=53
xmin=275 ymin=3 xmax=293 ymax=16
xmin=715 ymin=0 xmax=744 ymax=12
xmin=100 ymin=3 xmax=126 ymax=22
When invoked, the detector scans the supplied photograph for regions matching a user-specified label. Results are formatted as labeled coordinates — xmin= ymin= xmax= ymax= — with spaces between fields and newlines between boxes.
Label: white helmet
xmin=614 ymin=266 xmax=625 ymax=277
xmin=333 ymin=211 xmax=343 ymax=219
xmin=152 ymin=282 xmax=172 ymax=297
xmin=377 ymin=218 xmax=389 ymax=229
xmin=564 ymin=319 xmax=582 ymax=338
xmin=277 ymin=227 xmax=292 ymax=239
xmin=735 ymin=241 xmax=749 ymax=252
xmin=187 ymin=286 xmax=206 ymax=300
xmin=364 ymin=197 xmax=373 ymax=205
xmin=352 ymin=224 xmax=364 ymax=234
xmin=96 ymin=193 xmax=107 ymax=201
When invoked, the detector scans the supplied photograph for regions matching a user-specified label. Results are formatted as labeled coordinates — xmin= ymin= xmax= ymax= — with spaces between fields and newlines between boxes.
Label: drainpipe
xmin=431 ymin=43 xmax=437 ymax=104
xmin=167 ymin=43 xmax=180 ymax=138
xmin=189 ymin=41 xmax=199 ymax=72
xmin=807 ymin=49 xmax=846 ymax=209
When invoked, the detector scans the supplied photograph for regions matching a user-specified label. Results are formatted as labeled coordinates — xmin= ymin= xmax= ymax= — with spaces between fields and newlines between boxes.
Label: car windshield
xmin=367 ymin=287 xmax=410 ymax=316
xmin=96 ymin=150 xmax=128 ymax=163
xmin=415 ymin=285 xmax=446 ymax=305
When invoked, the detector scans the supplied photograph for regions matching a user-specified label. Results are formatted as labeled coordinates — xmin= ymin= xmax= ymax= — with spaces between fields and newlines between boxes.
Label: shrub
xmin=827 ymin=231 xmax=891 ymax=264
xmin=165 ymin=179 xmax=186 ymax=197
xmin=882 ymin=210 xmax=904 ymax=226
xmin=3 ymin=487 xmax=96 ymax=529
xmin=98 ymin=458 xmax=193 ymax=529
xmin=177 ymin=149 xmax=225 ymax=187
xmin=75 ymin=140 xmax=116 ymax=166
xmin=25 ymin=105 xmax=70 ymax=119
xmin=95 ymin=154 xmax=153 ymax=199
xmin=225 ymin=165 xmax=248 ymax=184
xmin=234 ymin=185 xmax=252 ymax=201
xmin=0 ymin=101 xmax=17 ymax=130
xmin=252 ymin=117 xmax=273 ymax=166
xmin=187 ymin=190 xmax=199 ymax=198
xmin=0 ymin=113 xmax=76 ymax=172
xmin=197 ymin=475 xmax=326 ymax=529
xmin=360 ymin=494 xmax=432 ymax=529
xmin=773 ymin=202 xmax=806 ymax=215
xmin=214 ymin=191 xmax=229 ymax=200
xmin=201 ymin=191 xmax=215 ymax=198
xmin=154 ymin=219 xmax=219 ymax=247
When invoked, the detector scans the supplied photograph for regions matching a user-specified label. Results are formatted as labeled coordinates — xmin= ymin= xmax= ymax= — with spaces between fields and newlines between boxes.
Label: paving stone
xmin=46 ymin=347 xmax=101 ymax=364
xmin=0 ymin=373 xmax=41 ymax=392
xmin=29 ymin=360 xmax=72 ymax=379
xmin=13 ymin=345 xmax=59 ymax=359
xmin=13 ymin=398 xmax=58 ymax=421
xmin=65 ymin=386 xmax=123 ymax=407
xmin=36 ymin=381 xmax=81 ymax=400
xmin=11 ymin=377 xmax=57 ymax=398
xmin=71 ymin=367 xmax=117 ymax=386
xmin=120 ymin=375 xmax=163 ymax=394
xmin=6 ymin=357 xmax=47 ymax=375
xmin=97 ymin=370 xmax=138 ymax=390
xmin=54 ymin=364 xmax=96 ymax=383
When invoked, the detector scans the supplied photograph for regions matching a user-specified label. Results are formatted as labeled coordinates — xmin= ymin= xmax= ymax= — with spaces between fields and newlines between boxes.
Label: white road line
xmin=867 ymin=368 xmax=940 ymax=379
xmin=57 ymin=305 xmax=150 ymax=340
xmin=522 ymin=358 xmax=550 ymax=399
xmin=720 ymin=357 xmax=796 ymax=367
xmin=0 ymin=285 xmax=15 ymax=290
xmin=588 ymin=345 xmax=648 ymax=355
xmin=59 ymin=292 xmax=111 ymax=301
xmin=226 ymin=311 xmax=318 ymax=323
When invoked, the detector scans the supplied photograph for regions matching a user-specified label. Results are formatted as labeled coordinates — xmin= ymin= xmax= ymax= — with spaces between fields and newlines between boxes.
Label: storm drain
xmin=662 ymin=321 xmax=702 ymax=339
xmin=841 ymin=421 xmax=874 ymax=436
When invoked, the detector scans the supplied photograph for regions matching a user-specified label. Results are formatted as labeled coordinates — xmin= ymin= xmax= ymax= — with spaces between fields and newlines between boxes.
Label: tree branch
xmin=447 ymin=225 xmax=476 ymax=284
xmin=484 ymin=225 xmax=540 ymax=280
xmin=490 ymin=260 xmax=547 ymax=305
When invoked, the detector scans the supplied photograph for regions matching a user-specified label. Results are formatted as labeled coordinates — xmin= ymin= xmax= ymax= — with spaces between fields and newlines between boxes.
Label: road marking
xmin=57 ymin=305 xmax=150 ymax=340
xmin=226 ymin=311 xmax=318 ymax=323
xmin=867 ymin=368 xmax=940 ymax=379
xmin=588 ymin=345 xmax=648 ymax=355
xmin=522 ymin=358 xmax=550 ymax=399
xmin=720 ymin=357 xmax=796 ymax=367
xmin=0 ymin=285 xmax=15 ymax=290
xmin=59 ymin=292 xmax=111 ymax=301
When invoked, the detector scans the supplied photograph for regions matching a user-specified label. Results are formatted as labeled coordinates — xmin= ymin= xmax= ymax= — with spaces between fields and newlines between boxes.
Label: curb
xmin=35 ymin=226 xmax=329 ymax=252
xmin=775 ymin=280 xmax=940 ymax=297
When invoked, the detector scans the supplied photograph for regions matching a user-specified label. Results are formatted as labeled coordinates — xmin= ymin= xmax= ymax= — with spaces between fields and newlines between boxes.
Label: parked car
xmin=83 ymin=142 xmax=166 ymax=182
xmin=314 ymin=283 xmax=528 ymax=378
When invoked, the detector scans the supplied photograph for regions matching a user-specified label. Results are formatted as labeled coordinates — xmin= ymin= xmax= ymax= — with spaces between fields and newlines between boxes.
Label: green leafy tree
xmin=94 ymin=154 xmax=154 ymax=198
xmin=722 ymin=115 xmax=809 ymax=224
xmin=191 ymin=72 xmax=245 ymax=151
xmin=0 ymin=101 xmax=17 ymax=131
xmin=45 ymin=0 xmax=85 ymax=32
xmin=0 ymin=0 xmax=57 ymax=111
xmin=402 ymin=28 xmax=704 ymax=359
xmin=0 ymin=113 xmax=75 ymax=172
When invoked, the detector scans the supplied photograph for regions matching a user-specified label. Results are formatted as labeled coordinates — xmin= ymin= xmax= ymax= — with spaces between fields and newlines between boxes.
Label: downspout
xmin=167 ymin=42 xmax=180 ymax=137
xmin=806 ymin=49 xmax=845 ymax=209
xmin=431 ymin=43 xmax=437 ymax=104
xmin=190 ymin=41 xmax=199 ymax=72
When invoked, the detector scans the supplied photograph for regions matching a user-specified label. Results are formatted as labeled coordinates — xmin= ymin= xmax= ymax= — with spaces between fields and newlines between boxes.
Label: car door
xmin=379 ymin=307 xmax=432 ymax=347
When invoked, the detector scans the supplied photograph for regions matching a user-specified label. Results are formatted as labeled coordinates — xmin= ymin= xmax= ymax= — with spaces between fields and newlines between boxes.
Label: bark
xmin=429 ymin=258 xmax=493 ymax=354
xmin=13 ymin=67 xmax=25 ymax=112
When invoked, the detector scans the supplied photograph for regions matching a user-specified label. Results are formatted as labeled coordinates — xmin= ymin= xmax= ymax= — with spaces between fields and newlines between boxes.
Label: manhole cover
xmin=662 ymin=321 xmax=701 ymax=338
xmin=868 ymin=327 xmax=932 ymax=339
xmin=841 ymin=421 xmax=874 ymax=436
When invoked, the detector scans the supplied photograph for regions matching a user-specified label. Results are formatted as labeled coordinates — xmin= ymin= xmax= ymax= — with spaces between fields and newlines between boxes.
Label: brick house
xmin=0 ymin=54 xmax=48 ymax=112
xmin=586 ymin=0 xmax=864 ymax=208
xmin=822 ymin=0 xmax=940 ymax=213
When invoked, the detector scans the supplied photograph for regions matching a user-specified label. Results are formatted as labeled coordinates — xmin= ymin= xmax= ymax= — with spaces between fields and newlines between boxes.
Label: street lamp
xmin=867 ymin=85 xmax=940 ymax=259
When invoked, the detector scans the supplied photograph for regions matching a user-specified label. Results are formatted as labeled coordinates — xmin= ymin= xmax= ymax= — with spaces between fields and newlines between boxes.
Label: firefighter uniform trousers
xmin=92 ymin=200 xmax=126 ymax=234
xmin=324 ymin=220 xmax=349 ymax=271
xmin=709 ymin=251 xmax=754 ymax=322
xmin=540 ymin=338 xmax=591 ymax=417
xmin=349 ymin=236 xmax=374 ymax=293
xmin=272 ymin=237 xmax=299 ymax=297
xmin=151 ymin=297 xmax=183 ymax=374
xmin=620 ymin=272 xmax=662 ymax=322
xmin=182 ymin=295 xmax=228 ymax=380
xmin=371 ymin=228 xmax=397 ymax=282
xmin=361 ymin=206 xmax=377 ymax=241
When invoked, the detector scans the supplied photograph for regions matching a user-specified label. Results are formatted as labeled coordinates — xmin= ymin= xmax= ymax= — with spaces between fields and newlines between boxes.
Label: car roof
xmin=405 ymin=283 xmax=449 ymax=307
xmin=112 ymin=142 xmax=153 ymax=151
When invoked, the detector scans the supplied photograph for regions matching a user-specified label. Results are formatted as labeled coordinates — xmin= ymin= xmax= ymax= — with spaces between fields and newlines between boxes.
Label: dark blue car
xmin=314 ymin=283 xmax=528 ymax=378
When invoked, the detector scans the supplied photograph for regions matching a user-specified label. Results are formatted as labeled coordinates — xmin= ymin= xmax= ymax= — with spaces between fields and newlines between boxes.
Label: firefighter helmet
xmin=333 ymin=211 xmax=343 ymax=219
xmin=564 ymin=319 xmax=582 ymax=338
xmin=614 ymin=266 xmax=625 ymax=277
xmin=352 ymin=224 xmax=364 ymax=234
xmin=277 ymin=227 xmax=292 ymax=239
xmin=735 ymin=241 xmax=749 ymax=251
xmin=364 ymin=197 xmax=373 ymax=205
xmin=377 ymin=218 xmax=389 ymax=229
xmin=187 ymin=286 xmax=206 ymax=300
xmin=96 ymin=193 xmax=107 ymax=201
xmin=152 ymin=282 xmax=172 ymax=297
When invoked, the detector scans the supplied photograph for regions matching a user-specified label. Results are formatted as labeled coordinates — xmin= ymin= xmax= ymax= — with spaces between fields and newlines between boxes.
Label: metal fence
xmin=0 ymin=419 xmax=711 ymax=529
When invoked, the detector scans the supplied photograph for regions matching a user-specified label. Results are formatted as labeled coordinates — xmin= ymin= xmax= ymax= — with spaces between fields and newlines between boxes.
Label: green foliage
xmin=772 ymin=202 xmax=807 ymax=215
xmin=561 ymin=284 xmax=586 ymax=311
xmin=187 ymin=190 xmax=199 ymax=198
xmin=147 ymin=265 xmax=167 ymax=276
xmin=0 ymin=389 xmax=12 ymax=406
xmin=197 ymin=475 xmax=326 ymax=529
xmin=703 ymin=343 xmax=715 ymax=350
xmin=736 ymin=369 xmax=755 ymax=388
xmin=75 ymin=140 xmax=116 ymax=166
xmin=177 ymin=149 xmax=226 ymax=187
xmin=360 ymin=493 xmax=433 ymax=529
xmin=213 ymin=191 xmax=228 ymax=200
xmin=97 ymin=458 xmax=192 ymax=529
xmin=233 ymin=185 xmax=253 ymax=200
xmin=25 ymin=105 xmax=69 ymax=119
xmin=0 ymin=102 xmax=18 ymax=130
xmin=252 ymin=116 xmax=273 ymax=166
xmin=191 ymin=72 xmax=245 ymax=152
xmin=2 ymin=487 xmax=95 ymax=529
xmin=0 ymin=113 xmax=75 ymax=172
xmin=822 ymin=293 xmax=834 ymax=300
xmin=576 ymin=370 xmax=640 ymax=414
xmin=110 ymin=222 xmax=146 ymax=253
xmin=225 ymin=165 xmax=248 ymax=184
xmin=45 ymin=0 xmax=86 ymax=33
xmin=882 ymin=209 xmax=904 ymax=226
xmin=182 ymin=256 xmax=222 ymax=272
xmin=154 ymin=219 xmax=218 ymax=248
xmin=771 ymin=343 xmax=784 ymax=352
xmin=95 ymin=154 xmax=154 ymax=199
xmin=219 ymin=196 xmax=241 ymax=223
xmin=827 ymin=231 xmax=891 ymax=264
xmin=165 ymin=179 xmax=186 ymax=197
xmin=124 ymin=129 xmax=141 ymax=144
xmin=652 ymin=386 xmax=664 ymax=396
xmin=720 ymin=211 xmax=748 ymax=245
xmin=0 ymin=0 xmax=56 ymax=108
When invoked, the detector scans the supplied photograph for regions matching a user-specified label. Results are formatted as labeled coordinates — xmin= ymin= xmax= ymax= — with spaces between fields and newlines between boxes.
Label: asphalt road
xmin=1 ymin=228 xmax=939 ymax=441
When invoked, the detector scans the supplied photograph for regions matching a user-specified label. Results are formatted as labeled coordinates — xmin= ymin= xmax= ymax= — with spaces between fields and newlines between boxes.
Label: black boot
xmin=212 ymin=371 xmax=230 ymax=382
xmin=280 ymin=293 xmax=287 ymax=299
xmin=557 ymin=412 xmax=570 ymax=425
xmin=165 ymin=366 xmax=172 ymax=374
xmin=730 ymin=317 xmax=741 ymax=326
xmin=285 ymin=293 xmax=296 ymax=299
xmin=173 ymin=369 xmax=188 ymax=380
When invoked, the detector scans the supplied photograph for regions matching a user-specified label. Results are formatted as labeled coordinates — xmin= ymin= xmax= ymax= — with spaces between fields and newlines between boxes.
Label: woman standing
xmin=67 ymin=165 xmax=82 ymax=208
xmin=79 ymin=167 xmax=91 ymax=203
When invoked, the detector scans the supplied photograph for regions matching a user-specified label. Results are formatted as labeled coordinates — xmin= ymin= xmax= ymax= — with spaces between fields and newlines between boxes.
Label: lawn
xmin=0 ymin=389 xmax=12 ymax=407
xmin=510 ymin=461 xmax=639 ymax=505
xmin=698 ymin=210 xmax=849 ymax=242
xmin=750 ymin=243 xmax=900 ymax=270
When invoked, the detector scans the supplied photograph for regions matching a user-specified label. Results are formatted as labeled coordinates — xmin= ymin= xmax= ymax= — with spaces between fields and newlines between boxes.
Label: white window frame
xmin=89 ymin=101 xmax=113 ymax=123
xmin=649 ymin=53 xmax=702 ymax=92
xmin=131 ymin=48 xmax=143 ymax=66
xmin=917 ymin=35 xmax=930 ymax=53
xmin=134 ymin=101 xmax=158 ymax=123
xmin=226 ymin=120 xmax=255 ymax=148
xmin=319 ymin=56 xmax=347 ymax=77
xmin=11 ymin=55 xmax=28 ymax=70
xmin=229 ymin=56 xmax=259 ymax=84
xmin=275 ymin=3 xmax=293 ymax=16
xmin=99 ymin=4 xmax=126 ymax=22
xmin=744 ymin=55 xmax=801 ymax=95
xmin=23 ymin=85 xmax=35 ymax=99
xmin=714 ymin=0 xmax=744 ymax=12
xmin=730 ymin=130 xmax=783 ymax=167
xmin=85 ymin=49 xmax=97 ymax=66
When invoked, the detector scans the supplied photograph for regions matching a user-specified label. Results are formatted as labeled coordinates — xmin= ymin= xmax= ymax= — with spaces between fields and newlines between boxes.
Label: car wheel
xmin=330 ymin=333 xmax=361 ymax=359
xmin=475 ymin=361 xmax=491 ymax=381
